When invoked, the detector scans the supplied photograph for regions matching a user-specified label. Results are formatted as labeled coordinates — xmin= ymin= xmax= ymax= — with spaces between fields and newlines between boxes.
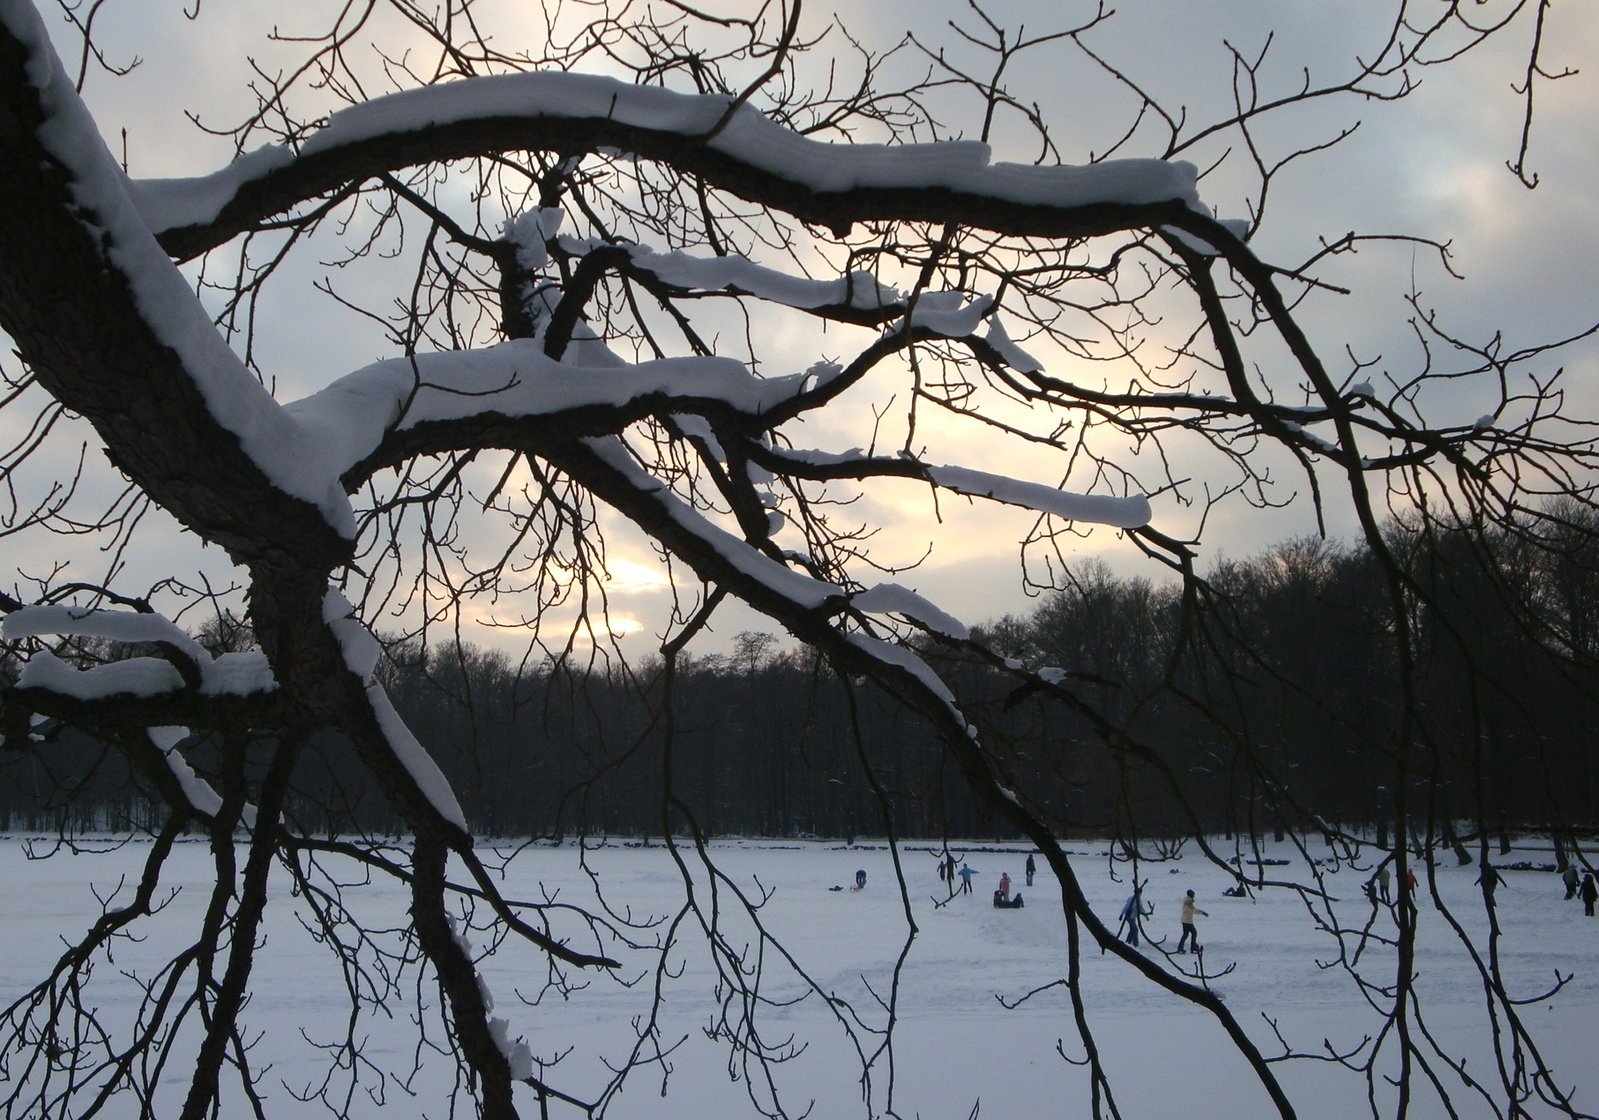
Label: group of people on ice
xmin=924 ymin=845 xmax=1599 ymax=961
xmin=935 ymin=854 xmax=1222 ymax=949
xmin=1362 ymin=859 xmax=1424 ymax=906
xmin=993 ymin=867 xmax=1026 ymax=908
xmin=1561 ymin=864 xmax=1598 ymax=916
xmin=1360 ymin=857 xmax=1598 ymax=917
xmin=1117 ymin=886 xmax=1209 ymax=952
xmin=936 ymin=851 xmax=978 ymax=894
xmin=935 ymin=850 xmax=1037 ymax=907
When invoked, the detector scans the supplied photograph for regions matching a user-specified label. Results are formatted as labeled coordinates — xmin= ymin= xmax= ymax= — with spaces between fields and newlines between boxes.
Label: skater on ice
xmin=1119 ymin=886 xmax=1152 ymax=946
xmin=1176 ymin=889 xmax=1207 ymax=954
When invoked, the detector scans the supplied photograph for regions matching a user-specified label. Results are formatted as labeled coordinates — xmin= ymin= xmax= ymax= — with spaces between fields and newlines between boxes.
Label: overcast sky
xmin=10 ymin=0 xmax=1599 ymax=654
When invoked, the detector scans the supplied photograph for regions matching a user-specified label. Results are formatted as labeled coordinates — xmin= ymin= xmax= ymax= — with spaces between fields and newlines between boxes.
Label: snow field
xmin=1 ymin=835 xmax=1595 ymax=1119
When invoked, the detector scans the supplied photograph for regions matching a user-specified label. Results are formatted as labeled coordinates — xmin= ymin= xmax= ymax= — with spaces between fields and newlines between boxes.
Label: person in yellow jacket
xmin=1176 ymin=889 xmax=1208 ymax=954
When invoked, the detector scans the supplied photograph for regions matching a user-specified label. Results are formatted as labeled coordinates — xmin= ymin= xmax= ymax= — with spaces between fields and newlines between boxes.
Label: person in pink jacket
xmin=998 ymin=872 xmax=1012 ymax=902
xmin=1176 ymin=889 xmax=1208 ymax=953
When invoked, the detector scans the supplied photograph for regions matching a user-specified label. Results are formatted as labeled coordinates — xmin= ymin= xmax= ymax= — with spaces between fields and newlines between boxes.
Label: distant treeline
xmin=6 ymin=520 xmax=1599 ymax=842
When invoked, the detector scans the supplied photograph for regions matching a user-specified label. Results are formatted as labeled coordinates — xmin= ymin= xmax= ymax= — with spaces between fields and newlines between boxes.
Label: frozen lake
xmin=2 ymin=833 xmax=1595 ymax=1119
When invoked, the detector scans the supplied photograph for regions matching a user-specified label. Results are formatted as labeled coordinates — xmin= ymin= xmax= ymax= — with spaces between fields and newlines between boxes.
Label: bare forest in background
xmin=11 ymin=521 xmax=1598 ymax=849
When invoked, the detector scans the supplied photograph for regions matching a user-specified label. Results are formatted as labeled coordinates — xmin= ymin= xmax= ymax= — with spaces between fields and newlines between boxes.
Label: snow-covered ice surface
xmin=1 ymin=834 xmax=1594 ymax=1119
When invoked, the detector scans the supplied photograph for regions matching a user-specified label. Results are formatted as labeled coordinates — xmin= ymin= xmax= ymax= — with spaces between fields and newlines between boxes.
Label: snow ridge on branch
xmin=4 ymin=606 xmax=276 ymax=698
xmin=128 ymin=71 xmax=1216 ymax=239
xmin=323 ymin=589 xmax=468 ymax=830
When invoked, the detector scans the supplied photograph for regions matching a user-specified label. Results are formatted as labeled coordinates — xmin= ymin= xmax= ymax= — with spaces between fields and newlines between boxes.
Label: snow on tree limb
xmin=0 ymin=2 xmax=360 ymax=538
xmin=324 ymin=589 xmax=468 ymax=831
xmin=1 ymin=0 xmax=1172 ymax=557
xmin=926 ymin=465 xmax=1151 ymax=528
xmin=754 ymin=446 xmax=1151 ymax=530
xmin=983 ymin=315 xmax=1045 ymax=374
xmin=15 ymin=650 xmax=186 ymax=700
xmin=850 ymin=584 xmax=971 ymax=641
xmin=577 ymin=436 xmax=844 ymax=611
xmin=618 ymin=243 xmax=902 ymax=315
xmin=5 ymin=604 xmax=210 ymax=663
xmin=148 ymin=726 xmax=229 ymax=820
xmin=4 ymin=607 xmax=278 ymax=697
xmin=120 ymin=70 xmax=1231 ymax=261
xmin=292 ymin=341 xmax=836 ymax=486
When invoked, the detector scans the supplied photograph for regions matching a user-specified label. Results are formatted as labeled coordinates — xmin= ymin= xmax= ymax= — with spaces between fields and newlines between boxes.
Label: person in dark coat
xmin=1119 ymin=887 xmax=1152 ymax=946
xmin=1562 ymin=864 xmax=1579 ymax=900
xmin=1581 ymin=871 xmax=1598 ymax=918
xmin=1025 ymin=853 xmax=1037 ymax=887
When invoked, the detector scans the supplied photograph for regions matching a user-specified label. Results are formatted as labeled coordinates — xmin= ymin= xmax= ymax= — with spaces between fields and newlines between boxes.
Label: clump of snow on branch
xmin=285 ymin=341 xmax=832 ymax=485
xmin=323 ymin=589 xmax=467 ymax=830
xmin=843 ymin=631 xmax=974 ymax=744
xmin=148 ymin=725 xmax=235 ymax=821
xmin=14 ymin=651 xmax=185 ymax=700
xmin=199 ymin=653 xmax=276 ymax=696
xmin=488 ymin=1017 xmax=535 ymax=1081
xmin=448 ymin=917 xmax=534 ymax=1079
xmin=5 ymin=604 xmax=206 ymax=660
xmin=4 ymin=606 xmax=277 ymax=698
xmin=758 ymin=445 xmax=1152 ymax=530
xmin=322 ymin=589 xmax=382 ymax=678
xmin=926 ymin=465 xmax=1152 ymax=529
xmin=1280 ymin=420 xmax=1340 ymax=457
xmin=902 ymin=291 xmax=993 ymax=337
xmin=983 ymin=316 xmax=1044 ymax=374
xmin=623 ymin=244 xmax=900 ymax=312
xmin=852 ymin=584 xmax=970 ymax=641
xmin=502 ymin=207 xmax=564 ymax=272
